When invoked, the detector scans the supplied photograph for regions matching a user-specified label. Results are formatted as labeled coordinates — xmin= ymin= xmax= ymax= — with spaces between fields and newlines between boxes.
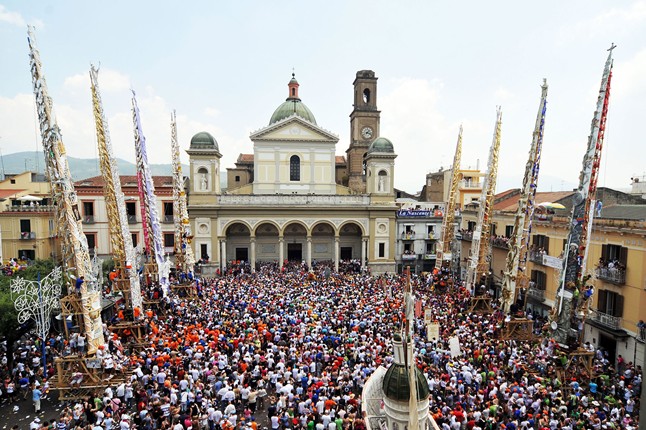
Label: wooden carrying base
xmin=109 ymin=320 xmax=149 ymax=349
xmin=468 ymin=296 xmax=494 ymax=314
xmin=499 ymin=318 xmax=537 ymax=341
xmin=50 ymin=355 xmax=129 ymax=401
xmin=171 ymin=283 xmax=197 ymax=298
xmin=555 ymin=348 xmax=595 ymax=392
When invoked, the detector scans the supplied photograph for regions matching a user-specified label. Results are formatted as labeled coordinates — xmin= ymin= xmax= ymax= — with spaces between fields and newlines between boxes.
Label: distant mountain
xmin=0 ymin=151 xmax=185 ymax=181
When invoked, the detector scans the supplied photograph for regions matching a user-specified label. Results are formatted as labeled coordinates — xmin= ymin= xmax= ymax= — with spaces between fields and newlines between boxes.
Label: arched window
xmin=291 ymin=88 xmax=296 ymax=97
xmin=290 ymin=155 xmax=300 ymax=181
xmin=362 ymin=152 xmax=367 ymax=176
xmin=363 ymin=88 xmax=371 ymax=104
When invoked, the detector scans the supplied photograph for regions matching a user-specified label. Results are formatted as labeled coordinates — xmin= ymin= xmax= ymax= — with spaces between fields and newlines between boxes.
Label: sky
xmin=0 ymin=1 xmax=645 ymax=195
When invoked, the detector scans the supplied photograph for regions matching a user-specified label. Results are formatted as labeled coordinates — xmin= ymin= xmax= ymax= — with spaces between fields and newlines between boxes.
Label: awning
xmin=18 ymin=195 xmax=43 ymax=202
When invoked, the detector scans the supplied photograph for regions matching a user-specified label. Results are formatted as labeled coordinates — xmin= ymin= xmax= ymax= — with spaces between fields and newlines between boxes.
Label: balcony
xmin=218 ymin=194 xmax=370 ymax=207
xmin=401 ymin=253 xmax=417 ymax=261
xmin=163 ymin=215 xmax=174 ymax=224
xmin=459 ymin=231 xmax=473 ymax=241
xmin=528 ymin=249 xmax=546 ymax=264
xmin=127 ymin=214 xmax=137 ymax=224
xmin=590 ymin=309 xmax=622 ymax=330
xmin=423 ymin=254 xmax=436 ymax=260
xmin=458 ymin=180 xmax=481 ymax=189
xmin=492 ymin=237 xmax=509 ymax=249
xmin=596 ymin=267 xmax=626 ymax=285
xmin=6 ymin=204 xmax=55 ymax=213
xmin=84 ymin=215 xmax=95 ymax=224
xmin=20 ymin=231 xmax=36 ymax=240
xmin=401 ymin=232 xmax=415 ymax=240
xmin=526 ymin=286 xmax=545 ymax=302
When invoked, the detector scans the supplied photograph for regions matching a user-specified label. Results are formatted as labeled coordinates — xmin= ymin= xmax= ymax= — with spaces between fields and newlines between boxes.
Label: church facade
xmin=186 ymin=71 xmax=398 ymax=274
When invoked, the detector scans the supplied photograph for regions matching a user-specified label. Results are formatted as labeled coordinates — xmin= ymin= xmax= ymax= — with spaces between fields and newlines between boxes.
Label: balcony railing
xmin=84 ymin=215 xmax=95 ymax=224
xmin=596 ymin=267 xmax=626 ymax=285
xmin=6 ymin=204 xmax=55 ymax=213
xmin=492 ymin=237 xmax=509 ymax=249
xmin=401 ymin=253 xmax=417 ymax=261
xmin=528 ymin=249 xmax=546 ymax=264
xmin=526 ymin=286 xmax=545 ymax=302
xmin=458 ymin=180 xmax=481 ymax=189
xmin=127 ymin=215 xmax=137 ymax=224
xmin=218 ymin=194 xmax=371 ymax=206
xmin=20 ymin=231 xmax=36 ymax=240
xmin=401 ymin=232 xmax=415 ymax=240
xmin=163 ymin=215 xmax=174 ymax=224
xmin=590 ymin=309 xmax=622 ymax=330
xmin=460 ymin=231 xmax=473 ymax=241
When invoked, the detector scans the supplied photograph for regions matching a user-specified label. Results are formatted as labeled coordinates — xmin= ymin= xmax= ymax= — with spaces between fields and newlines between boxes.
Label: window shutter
xmin=597 ymin=289 xmax=607 ymax=313
xmin=619 ymin=247 xmax=628 ymax=266
xmin=615 ymin=294 xmax=624 ymax=318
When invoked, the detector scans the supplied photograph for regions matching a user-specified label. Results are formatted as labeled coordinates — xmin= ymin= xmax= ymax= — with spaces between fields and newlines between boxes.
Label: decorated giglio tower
xmin=466 ymin=108 xmax=502 ymax=293
xmin=132 ymin=93 xmax=169 ymax=293
xmin=435 ymin=126 xmax=463 ymax=270
xmin=171 ymin=111 xmax=195 ymax=275
xmin=500 ymin=80 xmax=548 ymax=313
xmin=27 ymin=27 xmax=104 ymax=353
xmin=551 ymin=46 xmax=615 ymax=346
xmin=89 ymin=66 xmax=143 ymax=313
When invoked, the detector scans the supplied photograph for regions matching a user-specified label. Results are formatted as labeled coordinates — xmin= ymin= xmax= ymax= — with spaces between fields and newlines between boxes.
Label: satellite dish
xmin=550 ymin=321 xmax=558 ymax=330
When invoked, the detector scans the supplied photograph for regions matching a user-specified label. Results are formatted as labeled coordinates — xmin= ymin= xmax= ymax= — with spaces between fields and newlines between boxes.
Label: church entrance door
xmin=235 ymin=247 xmax=248 ymax=262
xmin=287 ymin=243 xmax=302 ymax=261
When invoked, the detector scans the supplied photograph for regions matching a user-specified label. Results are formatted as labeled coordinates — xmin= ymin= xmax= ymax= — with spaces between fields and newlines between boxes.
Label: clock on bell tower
xmin=347 ymin=70 xmax=381 ymax=193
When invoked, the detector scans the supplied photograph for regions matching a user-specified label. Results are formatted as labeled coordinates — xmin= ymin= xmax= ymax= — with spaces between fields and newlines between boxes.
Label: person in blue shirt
xmin=32 ymin=386 xmax=42 ymax=413
xmin=75 ymin=276 xmax=84 ymax=295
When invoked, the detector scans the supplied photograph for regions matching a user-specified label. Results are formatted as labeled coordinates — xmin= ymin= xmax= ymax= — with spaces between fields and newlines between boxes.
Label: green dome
xmin=190 ymin=132 xmax=219 ymax=151
xmin=368 ymin=137 xmax=394 ymax=154
xmin=382 ymin=362 xmax=430 ymax=402
xmin=270 ymin=100 xmax=317 ymax=125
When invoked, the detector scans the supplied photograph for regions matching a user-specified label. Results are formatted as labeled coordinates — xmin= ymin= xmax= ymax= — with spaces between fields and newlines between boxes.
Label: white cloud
xmin=204 ymin=107 xmax=220 ymax=118
xmin=0 ymin=93 xmax=40 ymax=150
xmin=560 ymin=1 xmax=646 ymax=40
xmin=0 ymin=69 xmax=233 ymax=174
xmin=613 ymin=48 xmax=646 ymax=98
xmin=0 ymin=5 xmax=25 ymax=26
xmin=380 ymin=77 xmax=490 ymax=193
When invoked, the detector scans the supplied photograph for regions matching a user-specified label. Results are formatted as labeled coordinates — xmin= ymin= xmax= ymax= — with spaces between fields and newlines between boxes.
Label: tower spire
xmin=287 ymin=71 xmax=300 ymax=101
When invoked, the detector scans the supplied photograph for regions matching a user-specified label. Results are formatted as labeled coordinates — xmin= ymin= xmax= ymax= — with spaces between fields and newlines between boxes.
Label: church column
xmin=306 ymin=236 xmax=312 ymax=270
xmin=220 ymin=239 xmax=227 ymax=271
xmin=334 ymin=236 xmax=340 ymax=272
xmin=361 ymin=237 xmax=368 ymax=269
xmin=278 ymin=236 xmax=284 ymax=269
xmin=250 ymin=237 xmax=256 ymax=273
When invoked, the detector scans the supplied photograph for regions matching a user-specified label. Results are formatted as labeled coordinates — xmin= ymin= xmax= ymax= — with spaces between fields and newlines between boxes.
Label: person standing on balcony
xmin=637 ymin=320 xmax=646 ymax=341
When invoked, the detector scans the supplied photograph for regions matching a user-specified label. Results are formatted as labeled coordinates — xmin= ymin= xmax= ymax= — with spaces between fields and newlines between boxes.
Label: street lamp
xmin=11 ymin=266 xmax=62 ymax=378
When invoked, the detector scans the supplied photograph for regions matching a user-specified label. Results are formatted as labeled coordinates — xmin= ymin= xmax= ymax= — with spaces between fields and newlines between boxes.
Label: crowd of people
xmin=0 ymin=263 xmax=641 ymax=430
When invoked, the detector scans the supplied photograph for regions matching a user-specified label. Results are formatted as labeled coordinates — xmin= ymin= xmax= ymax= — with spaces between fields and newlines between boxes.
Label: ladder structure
xmin=435 ymin=126 xmax=462 ymax=272
xmin=465 ymin=108 xmax=502 ymax=312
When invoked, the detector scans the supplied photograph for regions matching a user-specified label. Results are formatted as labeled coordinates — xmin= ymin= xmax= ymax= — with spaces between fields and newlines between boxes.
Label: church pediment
xmin=250 ymin=115 xmax=339 ymax=143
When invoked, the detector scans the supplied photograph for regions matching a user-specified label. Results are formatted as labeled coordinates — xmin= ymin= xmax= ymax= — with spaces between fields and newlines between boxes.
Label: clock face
xmin=361 ymin=126 xmax=373 ymax=139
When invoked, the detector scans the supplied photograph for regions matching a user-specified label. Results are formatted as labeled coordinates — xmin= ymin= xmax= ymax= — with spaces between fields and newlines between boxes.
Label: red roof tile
xmin=335 ymin=156 xmax=346 ymax=165
xmin=237 ymin=154 xmax=254 ymax=163
xmin=494 ymin=189 xmax=574 ymax=212
xmin=0 ymin=189 xmax=26 ymax=199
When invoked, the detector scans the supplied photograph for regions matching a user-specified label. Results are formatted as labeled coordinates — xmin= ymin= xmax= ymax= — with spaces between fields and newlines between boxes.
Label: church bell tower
xmin=347 ymin=70 xmax=380 ymax=194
